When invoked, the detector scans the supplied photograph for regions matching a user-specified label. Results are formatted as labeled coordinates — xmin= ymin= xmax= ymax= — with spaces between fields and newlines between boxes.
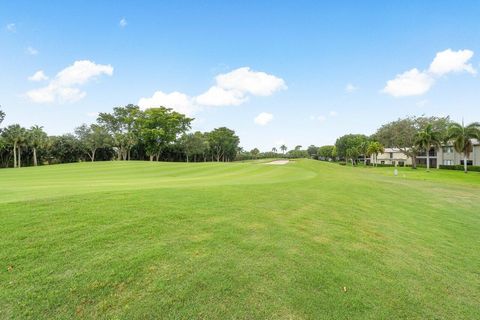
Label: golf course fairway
xmin=1 ymin=160 xmax=479 ymax=319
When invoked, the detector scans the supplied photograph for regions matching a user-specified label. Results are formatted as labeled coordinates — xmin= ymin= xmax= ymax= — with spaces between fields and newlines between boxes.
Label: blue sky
xmin=2 ymin=1 xmax=480 ymax=151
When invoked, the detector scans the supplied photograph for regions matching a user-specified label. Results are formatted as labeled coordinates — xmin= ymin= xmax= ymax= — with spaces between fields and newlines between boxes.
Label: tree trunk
xmin=33 ymin=147 xmax=38 ymax=166
xmin=91 ymin=149 xmax=96 ymax=162
xmin=464 ymin=155 xmax=468 ymax=173
xmin=412 ymin=155 xmax=417 ymax=169
xmin=186 ymin=154 xmax=189 ymax=162
xmin=149 ymin=155 xmax=154 ymax=161
xmin=13 ymin=142 xmax=17 ymax=168
xmin=128 ymin=149 xmax=131 ymax=161
xmin=426 ymin=151 xmax=430 ymax=171
xmin=18 ymin=146 xmax=21 ymax=168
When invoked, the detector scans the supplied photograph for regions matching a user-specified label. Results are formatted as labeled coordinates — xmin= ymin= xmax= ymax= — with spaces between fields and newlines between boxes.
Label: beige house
xmin=370 ymin=139 xmax=480 ymax=167
xmin=369 ymin=148 xmax=412 ymax=166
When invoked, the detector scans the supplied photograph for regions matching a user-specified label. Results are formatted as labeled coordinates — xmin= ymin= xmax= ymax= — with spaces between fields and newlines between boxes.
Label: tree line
xmin=0 ymin=105 xmax=240 ymax=168
xmin=314 ymin=116 xmax=480 ymax=173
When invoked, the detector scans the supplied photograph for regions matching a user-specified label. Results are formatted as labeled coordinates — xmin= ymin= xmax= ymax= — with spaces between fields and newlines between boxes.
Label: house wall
xmin=370 ymin=151 xmax=412 ymax=166
xmin=438 ymin=145 xmax=480 ymax=166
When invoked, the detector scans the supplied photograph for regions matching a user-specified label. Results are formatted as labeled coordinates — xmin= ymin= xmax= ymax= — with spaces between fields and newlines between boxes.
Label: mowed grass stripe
xmin=0 ymin=161 xmax=314 ymax=204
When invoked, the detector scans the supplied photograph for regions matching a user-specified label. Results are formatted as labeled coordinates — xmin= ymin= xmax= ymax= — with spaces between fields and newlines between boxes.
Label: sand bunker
xmin=265 ymin=160 xmax=289 ymax=165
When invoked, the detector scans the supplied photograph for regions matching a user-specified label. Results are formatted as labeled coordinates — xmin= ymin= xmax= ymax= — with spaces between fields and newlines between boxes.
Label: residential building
xmin=371 ymin=139 xmax=480 ymax=167
xmin=369 ymin=148 xmax=412 ymax=166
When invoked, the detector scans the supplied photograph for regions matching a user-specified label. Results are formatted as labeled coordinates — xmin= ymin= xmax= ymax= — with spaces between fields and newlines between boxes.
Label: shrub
xmin=338 ymin=161 xmax=347 ymax=166
xmin=439 ymin=165 xmax=480 ymax=172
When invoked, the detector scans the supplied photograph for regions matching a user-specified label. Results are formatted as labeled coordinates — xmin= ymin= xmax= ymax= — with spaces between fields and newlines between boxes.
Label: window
xmin=399 ymin=161 xmax=404 ymax=166
xmin=381 ymin=161 xmax=385 ymax=165
xmin=389 ymin=152 xmax=393 ymax=159
xmin=460 ymin=160 xmax=473 ymax=166
xmin=442 ymin=146 xmax=454 ymax=153
xmin=443 ymin=160 xmax=453 ymax=166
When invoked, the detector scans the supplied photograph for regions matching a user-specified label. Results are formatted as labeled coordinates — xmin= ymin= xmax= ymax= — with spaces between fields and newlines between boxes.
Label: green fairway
xmin=1 ymin=160 xmax=479 ymax=319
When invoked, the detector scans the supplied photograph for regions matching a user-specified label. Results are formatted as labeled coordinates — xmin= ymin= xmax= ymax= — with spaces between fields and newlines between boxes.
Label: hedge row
xmin=439 ymin=164 xmax=480 ymax=172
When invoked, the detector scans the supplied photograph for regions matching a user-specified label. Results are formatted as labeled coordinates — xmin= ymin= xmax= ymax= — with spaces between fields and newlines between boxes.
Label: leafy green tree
xmin=180 ymin=131 xmax=208 ymax=162
xmin=366 ymin=141 xmax=384 ymax=167
xmin=317 ymin=145 xmax=334 ymax=160
xmin=48 ymin=134 xmax=84 ymax=163
xmin=207 ymin=127 xmax=240 ymax=162
xmin=307 ymin=145 xmax=318 ymax=158
xmin=331 ymin=146 xmax=337 ymax=161
xmin=98 ymin=104 xmax=141 ymax=160
xmin=250 ymin=148 xmax=260 ymax=159
xmin=335 ymin=134 xmax=368 ymax=162
xmin=75 ymin=124 xmax=112 ymax=162
xmin=139 ymin=107 xmax=192 ymax=161
xmin=447 ymin=121 xmax=480 ymax=173
xmin=345 ymin=147 xmax=360 ymax=165
xmin=28 ymin=125 xmax=48 ymax=166
xmin=3 ymin=124 xmax=26 ymax=168
xmin=415 ymin=123 xmax=442 ymax=171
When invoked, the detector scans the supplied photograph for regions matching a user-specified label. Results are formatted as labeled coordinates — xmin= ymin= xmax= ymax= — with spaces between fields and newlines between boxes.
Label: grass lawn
xmin=1 ymin=160 xmax=479 ymax=319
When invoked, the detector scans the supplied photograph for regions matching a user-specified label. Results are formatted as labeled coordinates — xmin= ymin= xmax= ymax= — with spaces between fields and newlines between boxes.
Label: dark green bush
xmin=439 ymin=165 xmax=480 ymax=172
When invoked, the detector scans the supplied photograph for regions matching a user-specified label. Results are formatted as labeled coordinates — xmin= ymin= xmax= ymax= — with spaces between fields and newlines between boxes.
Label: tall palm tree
xmin=415 ymin=123 xmax=442 ymax=171
xmin=447 ymin=120 xmax=480 ymax=173
xmin=280 ymin=144 xmax=287 ymax=155
xmin=28 ymin=125 xmax=48 ymax=166
xmin=3 ymin=124 xmax=26 ymax=168
xmin=367 ymin=141 xmax=384 ymax=167
xmin=272 ymin=147 xmax=277 ymax=153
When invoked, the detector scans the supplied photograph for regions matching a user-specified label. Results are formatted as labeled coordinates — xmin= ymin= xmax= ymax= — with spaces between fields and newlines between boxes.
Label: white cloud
xmin=383 ymin=68 xmax=434 ymax=97
xmin=195 ymin=67 xmax=286 ymax=107
xmin=119 ymin=18 xmax=127 ymax=28
xmin=345 ymin=83 xmax=357 ymax=93
xmin=254 ymin=112 xmax=273 ymax=126
xmin=140 ymin=67 xmax=285 ymax=115
xmin=383 ymin=49 xmax=476 ymax=97
xmin=195 ymin=86 xmax=246 ymax=106
xmin=429 ymin=49 xmax=476 ymax=76
xmin=6 ymin=23 xmax=15 ymax=32
xmin=28 ymin=70 xmax=48 ymax=82
xmin=216 ymin=67 xmax=286 ymax=96
xmin=329 ymin=111 xmax=338 ymax=117
xmin=26 ymin=60 xmax=113 ymax=104
xmin=86 ymin=112 xmax=99 ymax=118
xmin=138 ymin=91 xmax=198 ymax=115
xmin=26 ymin=46 xmax=38 ymax=55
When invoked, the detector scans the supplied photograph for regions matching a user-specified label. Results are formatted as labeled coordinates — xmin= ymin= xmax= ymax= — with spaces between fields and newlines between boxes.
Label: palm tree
xmin=280 ymin=144 xmax=287 ymax=155
xmin=359 ymin=141 xmax=370 ymax=165
xmin=3 ymin=124 xmax=26 ymax=168
xmin=367 ymin=141 xmax=384 ymax=167
xmin=28 ymin=125 xmax=48 ymax=166
xmin=272 ymin=147 xmax=277 ymax=153
xmin=447 ymin=121 xmax=480 ymax=173
xmin=415 ymin=123 xmax=442 ymax=171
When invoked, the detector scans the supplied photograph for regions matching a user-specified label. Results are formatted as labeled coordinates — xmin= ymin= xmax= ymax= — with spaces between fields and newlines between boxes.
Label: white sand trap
xmin=265 ymin=160 xmax=289 ymax=165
